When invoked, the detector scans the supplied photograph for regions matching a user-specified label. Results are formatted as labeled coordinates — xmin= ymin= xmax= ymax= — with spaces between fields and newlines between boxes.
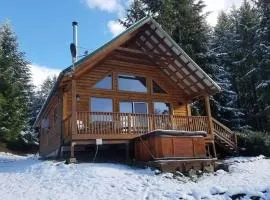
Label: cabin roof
xmin=34 ymin=16 xmax=220 ymax=126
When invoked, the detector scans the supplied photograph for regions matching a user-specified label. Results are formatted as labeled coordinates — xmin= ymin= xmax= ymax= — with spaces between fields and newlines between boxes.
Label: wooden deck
xmin=63 ymin=111 xmax=237 ymax=154
xmin=64 ymin=112 xmax=210 ymax=140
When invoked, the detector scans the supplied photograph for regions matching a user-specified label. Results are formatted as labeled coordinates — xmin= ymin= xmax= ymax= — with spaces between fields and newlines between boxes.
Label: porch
xmin=63 ymin=112 xmax=212 ymax=140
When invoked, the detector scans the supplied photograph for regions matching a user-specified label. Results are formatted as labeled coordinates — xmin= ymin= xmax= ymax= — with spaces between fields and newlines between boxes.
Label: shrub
xmin=236 ymin=130 xmax=270 ymax=157
xmin=5 ymin=134 xmax=38 ymax=153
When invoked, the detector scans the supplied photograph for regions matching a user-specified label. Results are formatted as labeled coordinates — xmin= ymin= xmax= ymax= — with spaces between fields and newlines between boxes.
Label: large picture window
xmin=118 ymin=74 xmax=147 ymax=93
xmin=90 ymin=97 xmax=113 ymax=122
xmin=93 ymin=75 xmax=112 ymax=90
xmin=90 ymin=97 xmax=113 ymax=112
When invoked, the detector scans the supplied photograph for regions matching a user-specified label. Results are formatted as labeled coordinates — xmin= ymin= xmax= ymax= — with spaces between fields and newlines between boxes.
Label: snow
xmin=1 ymin=153 xmax=270 ymax=200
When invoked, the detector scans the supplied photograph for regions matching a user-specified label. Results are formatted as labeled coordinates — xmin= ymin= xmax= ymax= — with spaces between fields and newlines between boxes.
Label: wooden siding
xmin=64 ymin=50 xmax=189 ymax=122
xmin=39 ymin=94 xmax=62 ymax=157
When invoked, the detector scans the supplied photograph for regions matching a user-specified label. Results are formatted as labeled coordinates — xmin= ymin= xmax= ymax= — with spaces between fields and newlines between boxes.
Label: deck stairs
xmin=212 ymin=118 xmax=238 ymax=154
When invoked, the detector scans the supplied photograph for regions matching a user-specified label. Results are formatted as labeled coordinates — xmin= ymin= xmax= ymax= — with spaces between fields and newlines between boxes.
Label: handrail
xmin=212 ymin=117 xmax=237 ymax=149
xmin=74 ymin=112 xmax=210 ymax=135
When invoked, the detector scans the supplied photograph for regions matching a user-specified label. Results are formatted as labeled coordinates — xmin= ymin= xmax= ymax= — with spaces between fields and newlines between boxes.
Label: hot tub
xmin=134 ymin=130 xmax=207 ymax=161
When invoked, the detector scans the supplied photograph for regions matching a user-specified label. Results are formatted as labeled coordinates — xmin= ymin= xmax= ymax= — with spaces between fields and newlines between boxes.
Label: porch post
xmin=204 ymin=95 xmax=214 ymax=137
xmin=70 ymin=78 xmax=77 ymax=162
xmin=204 ymin=95 xmax=217 ymax=158
xmin=71 ymin=79 xmax=77 ymax=136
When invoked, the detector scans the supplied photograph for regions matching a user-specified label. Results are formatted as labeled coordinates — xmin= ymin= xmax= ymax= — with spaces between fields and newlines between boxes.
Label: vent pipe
xmin=72 ymin=21 xmax=78 ymax=62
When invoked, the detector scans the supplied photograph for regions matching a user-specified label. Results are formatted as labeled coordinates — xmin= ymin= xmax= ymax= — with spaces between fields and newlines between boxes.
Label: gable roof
xmin=34 ymin=16 xmax=220 ymax=126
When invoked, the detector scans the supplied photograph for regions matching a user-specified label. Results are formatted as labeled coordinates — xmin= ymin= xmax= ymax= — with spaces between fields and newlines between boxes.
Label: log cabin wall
xmin=39 ymin=92 xmax=62 ymax=157
xmin=64 ymin=50 xmax=190 ymax=118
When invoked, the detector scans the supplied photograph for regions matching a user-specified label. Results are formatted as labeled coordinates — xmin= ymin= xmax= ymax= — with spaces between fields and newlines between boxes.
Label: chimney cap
xmin=72 ymin=21 xmax=78 ymax=26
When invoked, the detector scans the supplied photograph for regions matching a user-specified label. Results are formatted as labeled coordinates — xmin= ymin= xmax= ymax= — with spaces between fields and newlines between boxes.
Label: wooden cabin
xmin=34 ymin=17 xmax=237 ymax=166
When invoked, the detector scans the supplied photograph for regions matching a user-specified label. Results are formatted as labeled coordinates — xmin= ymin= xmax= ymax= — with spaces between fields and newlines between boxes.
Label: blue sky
xmin=0 ymin=0 xmax=242 ymax=86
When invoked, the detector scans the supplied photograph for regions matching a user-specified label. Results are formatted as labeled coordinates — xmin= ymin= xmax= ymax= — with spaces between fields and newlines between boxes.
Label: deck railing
xmin=74 ymin=112 xmax=209 ymax=135
xmin=212 ymin=118 xmax=237 ymax=149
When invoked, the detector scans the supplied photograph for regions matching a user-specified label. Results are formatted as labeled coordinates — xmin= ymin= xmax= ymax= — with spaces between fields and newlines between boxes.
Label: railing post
xmin=128 ymin=113 xmax=131 ymax=134
xmin=152 ymin=114 xmax=156 ymax=130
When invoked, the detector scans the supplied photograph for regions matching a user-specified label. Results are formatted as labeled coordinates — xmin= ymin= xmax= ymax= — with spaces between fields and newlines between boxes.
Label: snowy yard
xmin=0 ymin=153 xmax=270 ymax=200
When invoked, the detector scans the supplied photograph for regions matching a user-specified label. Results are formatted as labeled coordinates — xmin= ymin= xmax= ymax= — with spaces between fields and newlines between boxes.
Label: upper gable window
xmin=93 ymin=75 xmax=112 ymax=90
xmin=152 ymin=80 xmax=167 ymax=94
xmin=118 ymin=74 xmax=147 ymax=93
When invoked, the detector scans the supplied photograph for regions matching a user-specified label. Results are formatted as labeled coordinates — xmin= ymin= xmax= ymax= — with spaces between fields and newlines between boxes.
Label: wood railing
xmin=212 ymin=118 xmax=237 ymax=149
xmin=75 ymin=112 xmax=209 ymax=135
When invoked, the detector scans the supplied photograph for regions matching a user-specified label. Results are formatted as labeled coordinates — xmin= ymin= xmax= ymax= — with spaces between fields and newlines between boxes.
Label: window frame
xmin=89 ymin=96 xmax=114 ymax=113
xmin=117 ymin=73 xmax=148 ymax=93
xmin=92 ymin=73 xmax=113 ymax=91
xmin=153 ymin=101 xmax=172 ymax=115
xmin=152 ymin=79 xmax=168 ymax=95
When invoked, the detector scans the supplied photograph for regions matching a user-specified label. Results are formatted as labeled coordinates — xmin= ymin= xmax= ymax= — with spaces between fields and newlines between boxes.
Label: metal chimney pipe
xmin=72 ymin=21 xmax=78 ymax=62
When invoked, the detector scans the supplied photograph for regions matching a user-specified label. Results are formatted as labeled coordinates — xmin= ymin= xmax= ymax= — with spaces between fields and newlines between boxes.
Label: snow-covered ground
xmin=0 ymin=153 xmax=270 ymax=200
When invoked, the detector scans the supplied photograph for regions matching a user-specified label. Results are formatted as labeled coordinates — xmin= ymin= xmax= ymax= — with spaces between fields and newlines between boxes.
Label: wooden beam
xmin=204 ymin=96 xmax=214 ymax=137
xmin=71 ymin=79 xmax=77 ymax=136
xmin=116 ymin=46 xmax=175 ymax=61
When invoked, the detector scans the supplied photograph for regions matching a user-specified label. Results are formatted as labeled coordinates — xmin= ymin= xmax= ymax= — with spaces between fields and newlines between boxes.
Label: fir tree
xmin=0 ymin=22 xmax=32 ymax=141
xmin=29 ymin=75 xmax=57 ymax=129
xmin=253 ymin=0 xmax=270 ymax=130
xmin=210 ymin=12 xmax=244 ymax=129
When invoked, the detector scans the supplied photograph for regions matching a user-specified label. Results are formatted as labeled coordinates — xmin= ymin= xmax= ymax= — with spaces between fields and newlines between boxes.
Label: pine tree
xmin=253 ymin=0 xmax=270 ymax=130
xmin=29 ymin=75 xmax=57 ymax=129
xmin=0 ymin=22 xmax=32 ymax=141
xmin=210 ymin=12 xmax=244 ymax=129
xmin=229 ymin=1 xmax=260 ymax=130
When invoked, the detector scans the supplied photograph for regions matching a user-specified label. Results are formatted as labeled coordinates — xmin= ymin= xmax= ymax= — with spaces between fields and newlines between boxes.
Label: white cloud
xmin=204 ymin=0 xmax=243 ymax=26
xmin=29 ymin=64 xmax=61 ymax=87
xmin=84 ymin=0 xmax=124 ymax=17
xmin=107 ymin=20 xmax=125 ymax=37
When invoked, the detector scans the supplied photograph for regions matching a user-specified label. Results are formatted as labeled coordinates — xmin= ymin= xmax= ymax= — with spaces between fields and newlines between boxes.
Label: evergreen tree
xmin=29 ymin=75 xmax=57 ymax=129
xmin=0 ymin=22 xmax=32 ymax=141
xmin=253 ymin=0 xmax=270 ymax=130
xmin=229 ymin=1 xmax=260 ymax=130
xmin=210 ymin=12 xmax=244 ymax=129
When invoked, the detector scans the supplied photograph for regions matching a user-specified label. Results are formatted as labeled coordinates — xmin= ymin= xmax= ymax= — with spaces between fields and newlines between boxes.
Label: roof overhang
xmin=34 ymin=16 xmax=221 ymax=126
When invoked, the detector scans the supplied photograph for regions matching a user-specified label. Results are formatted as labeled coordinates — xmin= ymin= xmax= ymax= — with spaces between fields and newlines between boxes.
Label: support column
xmin=204 ymin=95 xmax=217 ymax=158
xmin=71 ymin=79 xmax=77 ymax=136
xmin=70 ymin=78 xmax=77 ymax=162
xmin=204 ymin=95 xmax=214 ymax=137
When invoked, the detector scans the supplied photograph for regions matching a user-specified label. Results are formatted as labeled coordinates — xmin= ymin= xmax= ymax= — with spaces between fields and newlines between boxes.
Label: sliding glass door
xmin=119 ymin=101 xmax=149 ymax=133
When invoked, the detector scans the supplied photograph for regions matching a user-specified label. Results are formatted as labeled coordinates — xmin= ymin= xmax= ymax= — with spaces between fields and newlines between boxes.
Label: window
xmin=120 ymin=101 xmax=148 ymax=113
xmin=154 ymin=102 xmax=171 ymax=115
xmin=90 ymin=97 xmax=113 ymax=112
xmin=93 ymin=75 xmax=112 ymax=90
xmin=152 ymin=80 xmax=167 ymax=94
xmin=118 ymin=74 xmax=147 ymax=93
xmin=90 ymin=97 xmax=113 ymax=122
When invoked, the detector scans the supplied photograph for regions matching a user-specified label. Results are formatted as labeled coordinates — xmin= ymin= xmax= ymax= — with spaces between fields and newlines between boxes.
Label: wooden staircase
xmin=212 ymin=118 xmax=238 ymax=154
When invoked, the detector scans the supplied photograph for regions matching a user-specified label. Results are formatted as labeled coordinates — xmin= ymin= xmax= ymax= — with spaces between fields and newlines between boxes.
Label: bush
xmin=237 ymin=130 xmax=270 ymax=157
xmin=5 ymin=134 xmax=38 ymax=153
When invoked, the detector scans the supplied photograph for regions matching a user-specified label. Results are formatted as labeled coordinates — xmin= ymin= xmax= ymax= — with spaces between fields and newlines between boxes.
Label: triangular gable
xmin=69 ymin=16 xmax=220 ymax=99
